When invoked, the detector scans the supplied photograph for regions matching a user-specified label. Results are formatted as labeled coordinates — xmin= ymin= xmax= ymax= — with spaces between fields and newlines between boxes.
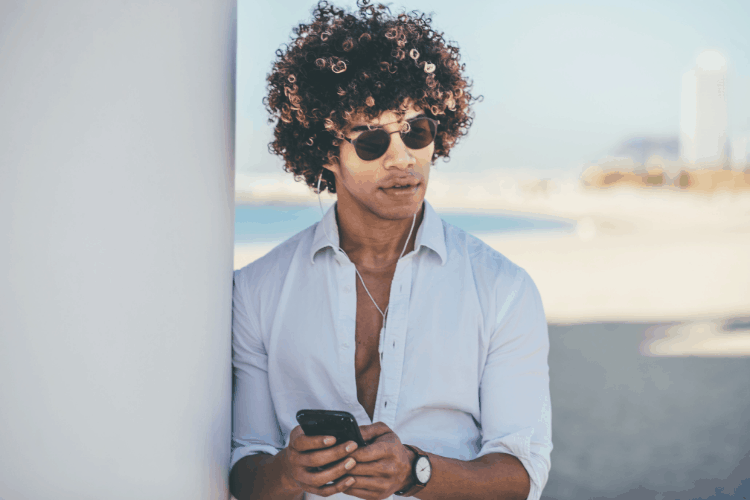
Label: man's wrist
xmin=275 ymin=448 xmax=303 ymax=495
xmin=397 ymin=444 xmax=418 ymax=493
xmin=405 ymin=444 xmax=418 ymax=464
xmin=230 ymin=451 xmax=303 ymax=500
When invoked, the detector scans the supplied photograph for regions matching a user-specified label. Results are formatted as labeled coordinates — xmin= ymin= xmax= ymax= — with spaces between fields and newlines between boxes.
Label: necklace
xmin=317 ymin=175 xmax=418 ymax=361
xmin=351 ymin=214 xmax=416 ymax=360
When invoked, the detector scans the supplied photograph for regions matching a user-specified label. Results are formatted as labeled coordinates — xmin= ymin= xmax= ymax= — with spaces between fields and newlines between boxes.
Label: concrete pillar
xmin=0 ymin=2 xmax=236 ymax=499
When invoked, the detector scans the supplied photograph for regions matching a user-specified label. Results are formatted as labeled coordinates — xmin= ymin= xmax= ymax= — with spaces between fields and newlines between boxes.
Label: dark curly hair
xmin=264 ymin=0 xmax=480 ymax=194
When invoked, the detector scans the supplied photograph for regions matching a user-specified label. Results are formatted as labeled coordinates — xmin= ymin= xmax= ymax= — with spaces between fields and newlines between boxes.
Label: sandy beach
xmin=542 ymin=322 xmax=750 ymax=500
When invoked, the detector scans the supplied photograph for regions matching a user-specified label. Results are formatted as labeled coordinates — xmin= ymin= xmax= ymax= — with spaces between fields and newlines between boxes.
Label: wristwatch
xmin=395 ymin=444 xmax=431 ymax=497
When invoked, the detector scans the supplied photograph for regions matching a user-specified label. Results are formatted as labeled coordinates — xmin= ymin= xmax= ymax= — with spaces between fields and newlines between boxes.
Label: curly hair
xmin=264 ymin=0 xmax=480 ymax=194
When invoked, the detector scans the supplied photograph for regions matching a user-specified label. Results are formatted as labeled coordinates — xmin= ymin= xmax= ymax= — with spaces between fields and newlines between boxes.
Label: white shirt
xmin=231 ymin=199 xmax=552 ymax=500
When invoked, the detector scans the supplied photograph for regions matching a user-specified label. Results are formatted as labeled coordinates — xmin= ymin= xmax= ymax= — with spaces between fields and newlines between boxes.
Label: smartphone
xmin=296 ymin=409 xmax=367 ymax=448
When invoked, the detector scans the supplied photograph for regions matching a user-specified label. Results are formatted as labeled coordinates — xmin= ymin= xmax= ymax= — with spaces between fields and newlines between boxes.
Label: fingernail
xmin=346 ymin=477 xmax=356 ymax=486
xmin=324 ymin=437 xmax=335 ymax=445
xmin=345 ymin=442 xmax=357 ymax=452
xmin=345 ymin=458 xmax=356 ymax=470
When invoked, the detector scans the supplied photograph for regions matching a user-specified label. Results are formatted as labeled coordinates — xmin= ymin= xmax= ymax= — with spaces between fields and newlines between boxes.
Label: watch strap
xmin=395 ymin=444 xmax=429 ymax=497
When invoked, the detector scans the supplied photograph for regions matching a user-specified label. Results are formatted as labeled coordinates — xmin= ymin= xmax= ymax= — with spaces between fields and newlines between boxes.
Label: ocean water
xmin=235 ymin=204 xmax=575 ymax=244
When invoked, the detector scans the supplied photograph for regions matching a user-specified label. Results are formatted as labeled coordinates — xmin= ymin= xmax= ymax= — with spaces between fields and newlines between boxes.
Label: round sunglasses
xmin=343 ymin=116 xmax=439 ymax=161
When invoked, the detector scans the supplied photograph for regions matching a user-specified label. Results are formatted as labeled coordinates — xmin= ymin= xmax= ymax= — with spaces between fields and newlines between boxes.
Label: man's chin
xmin=373 ymin=196 xmax=425 ymax=221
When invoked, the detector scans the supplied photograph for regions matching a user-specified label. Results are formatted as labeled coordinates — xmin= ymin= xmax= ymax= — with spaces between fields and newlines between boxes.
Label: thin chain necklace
xmin=317 ymin=175 xmax=418 ymax=360
xmin=351 ymin=213 xmax=416 ymax=360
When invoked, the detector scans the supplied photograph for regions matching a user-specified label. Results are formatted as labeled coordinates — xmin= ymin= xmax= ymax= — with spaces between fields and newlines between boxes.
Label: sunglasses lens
xmin=354 ymin=129 xmax=389 ymax=161
xmin=350 ymin=117 xmax=438 ymax=161
xmin=402 ymin=117 xmax=437 ymax=150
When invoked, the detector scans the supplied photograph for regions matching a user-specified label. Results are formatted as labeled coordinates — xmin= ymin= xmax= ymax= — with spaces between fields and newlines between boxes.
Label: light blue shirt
xmin=231 ymin=199 xmax=552 ymax=500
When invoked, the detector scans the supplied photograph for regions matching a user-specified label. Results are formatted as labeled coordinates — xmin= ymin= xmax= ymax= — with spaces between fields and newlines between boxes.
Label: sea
xmin=234 ymin=204 xmax=576 ymax=244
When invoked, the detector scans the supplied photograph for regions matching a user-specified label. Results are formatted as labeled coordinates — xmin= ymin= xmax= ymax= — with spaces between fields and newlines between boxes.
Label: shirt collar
xmin=310 ymin=199 xmax=447 ymax=266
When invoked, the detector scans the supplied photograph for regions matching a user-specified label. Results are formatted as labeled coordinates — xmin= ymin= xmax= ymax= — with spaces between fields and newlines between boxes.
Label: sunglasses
xmin=343 ymin=116 xmax=439 ymax=161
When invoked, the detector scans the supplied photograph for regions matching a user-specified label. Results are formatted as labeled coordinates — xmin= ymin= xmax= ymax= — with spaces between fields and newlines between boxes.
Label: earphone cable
xmin=316 ymin=172 xmax=417 ymax=358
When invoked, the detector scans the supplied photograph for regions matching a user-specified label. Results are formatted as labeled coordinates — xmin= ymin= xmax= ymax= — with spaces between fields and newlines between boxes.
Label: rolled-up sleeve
xmin=476 ymin=268 xmax=553 ymax=500
xmin=230 ymin=269 xmax=284 ymax=472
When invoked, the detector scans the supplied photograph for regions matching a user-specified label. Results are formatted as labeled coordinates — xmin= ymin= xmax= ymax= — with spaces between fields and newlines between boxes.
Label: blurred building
xmin=613 ymin=136 xmax=679 ymax=165
xmin=680 ymin=50 xmax=729 ymax=166
xmin=581 ymin=50 xmax=750 ymax=191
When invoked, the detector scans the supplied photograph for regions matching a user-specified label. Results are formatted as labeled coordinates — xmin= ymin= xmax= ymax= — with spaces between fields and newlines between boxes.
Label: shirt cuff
xmin=229 ymin=441 xmax=282 ymax=473
xmin=475 ymin=427 xmax=548 ymax=500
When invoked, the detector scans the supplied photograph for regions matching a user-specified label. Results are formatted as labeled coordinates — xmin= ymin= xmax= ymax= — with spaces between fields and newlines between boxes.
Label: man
xmin=229 ymin=2 xmax=552 ymax=499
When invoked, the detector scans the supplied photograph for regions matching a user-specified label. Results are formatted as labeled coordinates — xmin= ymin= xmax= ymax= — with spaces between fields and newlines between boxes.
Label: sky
xmin=236 ymin=0 xmax=750 ymax=184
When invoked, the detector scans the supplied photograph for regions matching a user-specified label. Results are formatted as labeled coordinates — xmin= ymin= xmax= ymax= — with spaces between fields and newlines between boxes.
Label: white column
xmin=0 ymin=2 xmax=236 ymax=499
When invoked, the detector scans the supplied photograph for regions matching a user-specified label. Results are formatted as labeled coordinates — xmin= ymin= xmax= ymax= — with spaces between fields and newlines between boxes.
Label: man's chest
xmin=353 ymin=267 xmax=395 ymax=419
xmin=353 ymin=267 xmax=394 ymax=367
xmin=265 ymin=259 xmax=487 ymax=422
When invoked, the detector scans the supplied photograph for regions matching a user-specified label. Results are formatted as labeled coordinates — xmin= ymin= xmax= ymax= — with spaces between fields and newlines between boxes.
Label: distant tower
xmin=680 ymin=50 xmax=728 ymax=165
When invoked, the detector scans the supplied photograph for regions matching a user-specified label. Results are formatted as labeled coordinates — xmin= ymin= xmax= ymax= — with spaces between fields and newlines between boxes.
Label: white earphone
xmin=315 ymin=169 xmax=418 ymax=360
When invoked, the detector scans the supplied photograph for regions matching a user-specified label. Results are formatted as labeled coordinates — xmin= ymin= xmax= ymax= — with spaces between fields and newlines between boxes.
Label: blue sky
xmin=236 ymin=0 xmax=750 ymax=181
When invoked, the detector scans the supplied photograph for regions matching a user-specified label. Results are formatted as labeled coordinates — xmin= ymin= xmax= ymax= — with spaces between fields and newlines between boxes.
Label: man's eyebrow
xmin=349 ymin=113 xmax=426 ymax=133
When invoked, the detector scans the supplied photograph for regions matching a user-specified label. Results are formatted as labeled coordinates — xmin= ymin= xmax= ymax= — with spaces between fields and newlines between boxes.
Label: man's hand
xmin=279 ymin=425 xmax=360 ymax=497
xmin=345 ymin=422 xmax=414 ymax=500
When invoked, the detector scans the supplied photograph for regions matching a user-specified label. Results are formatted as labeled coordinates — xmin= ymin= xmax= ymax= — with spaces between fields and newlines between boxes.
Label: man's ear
xmin=322 ymin=162 xmax=340 ymax=178
xmin=317 ymin=164 xmax=338 ymax=193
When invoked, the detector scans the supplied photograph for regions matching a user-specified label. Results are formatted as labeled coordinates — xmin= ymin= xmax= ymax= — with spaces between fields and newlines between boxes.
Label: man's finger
xmin=344 ymin=474 xmax=400 ymax=498
xmin=344 ymin=487 xmax=379 ymax=498
xmin=297 ymin=441 xmax=359 ymax=468
xmin=346 ymin=460 xmax=386 ymax=477
xmin=359 ymin=421 xmax=392 ymax=442
xmin=296 ymin=456 xmax=358 ymax=490
xmin=348 ymin=441 xmax=388 ymax=463
xmin=292 ymin=432 xmax=338 ymax=452
xmin=305 ymin=474 xmax=357 ymax=497
xmin=289 ymin=425 xmax=303 ymax=440
xmin=343 ymin=475 xmax=385 ymax=493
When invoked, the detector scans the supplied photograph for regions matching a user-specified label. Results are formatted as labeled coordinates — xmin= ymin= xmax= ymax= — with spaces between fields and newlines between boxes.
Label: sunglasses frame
xmin=342 ymin=116 xmax=440 ymax=161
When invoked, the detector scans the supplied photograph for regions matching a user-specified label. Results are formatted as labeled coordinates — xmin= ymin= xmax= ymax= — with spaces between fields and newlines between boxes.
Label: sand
xmin=543 ymin=322 xmax=750 ymax=500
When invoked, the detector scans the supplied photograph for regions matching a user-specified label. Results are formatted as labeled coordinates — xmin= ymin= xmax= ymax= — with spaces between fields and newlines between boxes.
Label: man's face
xmin=325 ymin=104 xmax=433 ymax=221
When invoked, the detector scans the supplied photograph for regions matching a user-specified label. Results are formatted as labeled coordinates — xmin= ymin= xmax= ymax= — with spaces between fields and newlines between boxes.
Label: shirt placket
xmin=373 ymin=255 xmax=413 ymax=428
xmin=334 ymin=253 xmax=365 ymax=418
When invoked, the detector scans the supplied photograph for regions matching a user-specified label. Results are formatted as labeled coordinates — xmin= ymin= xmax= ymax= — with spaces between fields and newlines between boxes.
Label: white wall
xmin=0 ymin=2 xmax=236 ymax=499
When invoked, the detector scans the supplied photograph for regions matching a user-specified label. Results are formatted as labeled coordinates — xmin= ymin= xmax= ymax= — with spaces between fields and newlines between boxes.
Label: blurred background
xmin=235 ymin=0 xmax=750 ymax=499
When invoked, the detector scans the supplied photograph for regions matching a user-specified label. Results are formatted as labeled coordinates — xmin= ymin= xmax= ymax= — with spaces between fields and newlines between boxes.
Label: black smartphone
xmin=296 ymin=409 xmax=367 ymax=448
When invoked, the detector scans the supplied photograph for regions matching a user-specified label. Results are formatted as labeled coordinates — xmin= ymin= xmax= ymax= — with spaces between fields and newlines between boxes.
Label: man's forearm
xmin=415 ymin=451 xmax=530 ymax=500
xmin=229 ymin=450 xmax=303 ymax=500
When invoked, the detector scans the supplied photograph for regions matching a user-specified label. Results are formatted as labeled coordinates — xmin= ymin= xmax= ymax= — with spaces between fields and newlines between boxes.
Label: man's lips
xmin=381 ymin=182 xmax=420 ymax=190
xmin=380 ymin=183 xmax=421 ymax=196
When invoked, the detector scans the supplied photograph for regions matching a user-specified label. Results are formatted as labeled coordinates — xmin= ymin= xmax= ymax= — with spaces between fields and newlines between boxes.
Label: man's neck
xmin=335 ymin=200 xmax=425 ymax=270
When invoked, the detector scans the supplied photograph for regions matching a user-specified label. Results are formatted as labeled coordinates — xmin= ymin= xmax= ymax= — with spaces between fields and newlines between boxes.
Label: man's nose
xmin=383 ymin=130 xmax=415 ymax=170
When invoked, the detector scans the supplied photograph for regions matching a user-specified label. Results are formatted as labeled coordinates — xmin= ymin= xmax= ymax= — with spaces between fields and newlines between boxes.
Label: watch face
xmin=415 ymin=456 xmax=431 ymax=484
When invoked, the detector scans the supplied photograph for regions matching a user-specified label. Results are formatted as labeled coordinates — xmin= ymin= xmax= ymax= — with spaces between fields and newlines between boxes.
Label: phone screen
xmin=296 ymin=409 xmax=367 ymax=448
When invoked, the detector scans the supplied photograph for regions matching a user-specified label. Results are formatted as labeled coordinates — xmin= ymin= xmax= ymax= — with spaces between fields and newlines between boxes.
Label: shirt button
xmin=342 ymin=342 xmax=350 ymax=349
xmin=344 ymin=285 xmax=352 ymax=293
